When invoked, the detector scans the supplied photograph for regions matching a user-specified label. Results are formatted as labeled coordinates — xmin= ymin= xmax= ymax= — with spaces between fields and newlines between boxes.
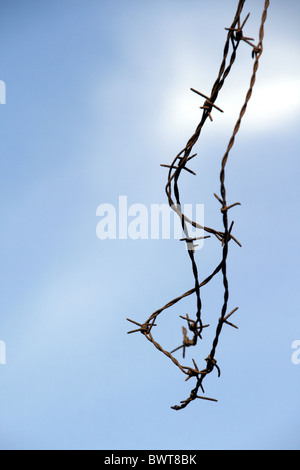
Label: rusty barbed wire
xmin=127 ymin=0 xmax=270 ymax=410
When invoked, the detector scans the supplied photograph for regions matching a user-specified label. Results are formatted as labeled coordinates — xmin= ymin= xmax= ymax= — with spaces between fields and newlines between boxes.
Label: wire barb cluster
xmin=127 ymin=0 xmax=270 ymax=410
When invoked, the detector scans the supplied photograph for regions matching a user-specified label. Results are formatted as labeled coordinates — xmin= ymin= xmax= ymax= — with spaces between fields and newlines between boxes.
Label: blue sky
xmin=0 ymin=0 xmax=299 ymax=450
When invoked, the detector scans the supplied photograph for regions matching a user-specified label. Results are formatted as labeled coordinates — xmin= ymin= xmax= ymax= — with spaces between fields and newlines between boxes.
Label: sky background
xmin=0 ymin=0 xmax=299 ymax=450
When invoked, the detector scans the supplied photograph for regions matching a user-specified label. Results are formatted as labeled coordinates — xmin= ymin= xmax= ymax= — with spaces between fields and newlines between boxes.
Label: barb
xmin=127 ymin=0 xmax=270 ymax=410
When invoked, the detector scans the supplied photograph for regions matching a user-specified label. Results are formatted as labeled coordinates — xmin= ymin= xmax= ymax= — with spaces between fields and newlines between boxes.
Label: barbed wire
xmin=127 ymin=0 xmax=270 ymax=410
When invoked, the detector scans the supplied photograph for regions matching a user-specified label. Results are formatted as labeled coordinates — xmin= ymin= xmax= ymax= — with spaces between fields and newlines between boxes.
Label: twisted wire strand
xmin=164 ymin=0 xmax=246 ymax=343
xmin=127 ymin=0 xmax=270 ymax=410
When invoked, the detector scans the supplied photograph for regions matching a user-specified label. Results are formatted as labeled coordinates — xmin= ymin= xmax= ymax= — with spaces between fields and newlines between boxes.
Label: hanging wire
xmin=127 ymin=0 xmax=270 ymax=410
